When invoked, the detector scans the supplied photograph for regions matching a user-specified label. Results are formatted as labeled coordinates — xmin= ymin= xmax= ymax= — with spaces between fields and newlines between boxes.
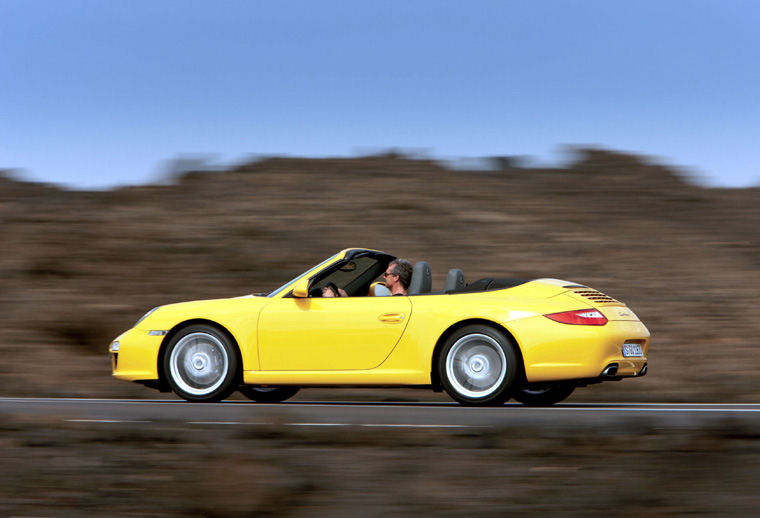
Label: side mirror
xmin=292 ymin=278 xmax=310 ymax=298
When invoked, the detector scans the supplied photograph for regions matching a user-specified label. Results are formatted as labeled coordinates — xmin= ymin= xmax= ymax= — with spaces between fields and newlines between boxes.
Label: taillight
xmin=545 ymin=309 xmax=608 ymax=326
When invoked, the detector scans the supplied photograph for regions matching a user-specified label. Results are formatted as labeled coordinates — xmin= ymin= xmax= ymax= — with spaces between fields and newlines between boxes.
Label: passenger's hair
xmin=388 ymin=259 xmax=413 ymax=290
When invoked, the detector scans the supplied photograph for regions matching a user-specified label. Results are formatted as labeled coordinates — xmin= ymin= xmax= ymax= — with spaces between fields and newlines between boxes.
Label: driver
xmin=383 ymin=259 xmax=413 ymax=296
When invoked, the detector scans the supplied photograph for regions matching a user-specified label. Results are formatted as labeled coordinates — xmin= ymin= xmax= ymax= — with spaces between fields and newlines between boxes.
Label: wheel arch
xmin=430 ymin=318 xmax=526 ymax=390
xmin=157 ymin=318 xmax=244 ymax=389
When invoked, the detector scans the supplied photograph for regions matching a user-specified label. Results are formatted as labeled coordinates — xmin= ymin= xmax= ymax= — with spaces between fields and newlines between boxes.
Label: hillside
xmin=1 ymin=148 xmax=758 ymax=401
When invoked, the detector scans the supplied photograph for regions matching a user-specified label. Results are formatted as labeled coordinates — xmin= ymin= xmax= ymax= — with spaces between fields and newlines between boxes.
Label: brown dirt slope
xmin=1 ymin=148 xmax=758 ymax=401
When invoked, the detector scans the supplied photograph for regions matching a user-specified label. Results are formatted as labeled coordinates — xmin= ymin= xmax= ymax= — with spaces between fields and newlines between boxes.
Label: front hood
xmin=136 ymin=295 xmax=270 ymax=330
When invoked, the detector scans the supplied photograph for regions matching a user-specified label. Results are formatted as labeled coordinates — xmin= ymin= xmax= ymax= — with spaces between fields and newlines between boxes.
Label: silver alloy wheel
xmin=169 ymin=332 xmax=229 ymax=397
xmin=445 ymin=333 xmax=507 ymax=399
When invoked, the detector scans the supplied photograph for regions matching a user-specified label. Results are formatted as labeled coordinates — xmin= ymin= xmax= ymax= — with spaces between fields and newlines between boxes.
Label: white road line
xmin=253 ymin=401 xmax=760 ymax=408
xmin=533 ymin=407 xmax=760 ymax=413
xmin=288 ymin=423 xmax=352 ymax=427
xmin=1 ymin=397 xmax=182 ymax=404
xmin=358 ymin=423 xmax=478 ymax=428
xmin=4 ymin=397 xmax=760 ymax=414
xmin=559 ymin=403 xmax=760 ymax=408
xmin=66 ymin=419 xmax=151 ymax=423
xmin=289 ymin=423 xmax=478 ymax=428
xmin=65 ymin=420 xmax=483 ymax=429
xmin=186 ymin=421 xmax=246 ymax=425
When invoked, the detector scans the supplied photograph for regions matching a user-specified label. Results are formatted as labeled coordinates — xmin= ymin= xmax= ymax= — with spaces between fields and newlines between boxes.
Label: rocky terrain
xmin=1 ymin=148 xmax=758 ymax=401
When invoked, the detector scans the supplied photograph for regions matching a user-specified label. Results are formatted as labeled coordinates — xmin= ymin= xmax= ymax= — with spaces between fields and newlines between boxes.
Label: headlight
xmin=135 ymin=307 xmax=159 ymax=327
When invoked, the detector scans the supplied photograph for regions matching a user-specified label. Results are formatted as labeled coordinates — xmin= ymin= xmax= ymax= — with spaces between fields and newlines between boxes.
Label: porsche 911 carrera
xmin=110 ymin=248 xmax=650 ymax=406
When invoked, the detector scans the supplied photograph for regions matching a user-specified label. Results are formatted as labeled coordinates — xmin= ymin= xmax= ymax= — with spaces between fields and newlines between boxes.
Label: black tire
xmin=239 ymin=386 xmax=300 ymax=403
xmin=163 ymin=324 xmax=239 ymax=402
xmin=513 ymin=383 xmax=575 ymax=406
xmin=438 ymin=324 xmax=518 ymax=406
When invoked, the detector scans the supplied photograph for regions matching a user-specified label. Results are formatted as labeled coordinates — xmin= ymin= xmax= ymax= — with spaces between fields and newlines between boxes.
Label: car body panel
xmin=110 ymin=249 xmax=650 ymax=392
xmin=506 ymin=316 xmax=649 ymax=381
xmin=113 ymin=296 xmax=269 ymax=381
xmin=257 ymin=296 xmax=412 ymax=370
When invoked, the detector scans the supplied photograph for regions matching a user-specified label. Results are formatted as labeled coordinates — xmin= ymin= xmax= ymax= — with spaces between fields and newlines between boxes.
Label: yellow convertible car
xmin=109 ymin=248 xmax=650 ymax=406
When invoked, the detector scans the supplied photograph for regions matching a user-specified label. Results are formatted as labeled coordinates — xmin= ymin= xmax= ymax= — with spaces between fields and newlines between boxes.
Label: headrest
xmin=444 ymin=268 xmax=465 ymax=292
xmin=408 ymin=261 xmax=432 ymax=295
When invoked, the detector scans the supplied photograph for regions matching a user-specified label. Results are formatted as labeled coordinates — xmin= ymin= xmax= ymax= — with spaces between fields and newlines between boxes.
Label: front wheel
xmin=239 ymin=386 xmax=300 ymax=403
xmin=163 ymin=325 xmax=239 ymax=402
xmin=438 ymin=325 xmax=518 ymax=406
xmin=513 ymin=383 xmax=575 ymax=406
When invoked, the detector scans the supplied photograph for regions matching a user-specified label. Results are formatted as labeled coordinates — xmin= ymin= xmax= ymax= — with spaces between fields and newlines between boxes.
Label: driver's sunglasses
xmin=383 ymin=271 xmax=397 ymax=277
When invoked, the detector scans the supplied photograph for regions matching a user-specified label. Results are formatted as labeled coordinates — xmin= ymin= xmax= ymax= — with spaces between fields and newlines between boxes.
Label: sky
xmin=1 ymin=0 xmax=758 ymax=189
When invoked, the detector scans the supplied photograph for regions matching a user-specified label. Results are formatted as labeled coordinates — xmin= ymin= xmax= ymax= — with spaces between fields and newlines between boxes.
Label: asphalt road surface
xmin=2 ymin=398 xmax=759 ymax=430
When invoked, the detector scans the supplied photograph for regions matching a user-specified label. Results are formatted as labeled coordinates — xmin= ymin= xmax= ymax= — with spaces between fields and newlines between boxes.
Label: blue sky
xmin=1 ymin=0 xmax=758 ymax=189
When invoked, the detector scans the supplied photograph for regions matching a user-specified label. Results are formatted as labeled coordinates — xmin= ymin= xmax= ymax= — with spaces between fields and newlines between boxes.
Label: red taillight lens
xmin=545 ymin=309 xmax=608 ymax=326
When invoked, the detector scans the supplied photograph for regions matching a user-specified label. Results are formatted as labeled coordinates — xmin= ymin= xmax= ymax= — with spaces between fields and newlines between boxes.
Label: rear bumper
xmin=508 ymin=317 xmax=651 ymax=383
xmin=605 ymin=357 xmax=648 ymax=378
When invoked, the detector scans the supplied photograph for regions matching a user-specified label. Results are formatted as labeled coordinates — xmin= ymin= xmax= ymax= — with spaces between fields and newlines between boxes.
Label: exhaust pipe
xmin=601 ymin=364 xmax=618 ymax=377
xmin=639 ymin=363 xmax=648 ymax=376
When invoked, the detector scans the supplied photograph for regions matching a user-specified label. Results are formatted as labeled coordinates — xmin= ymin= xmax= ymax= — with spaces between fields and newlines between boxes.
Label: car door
xmin=257 ymin=295 xmax=412 ymax=371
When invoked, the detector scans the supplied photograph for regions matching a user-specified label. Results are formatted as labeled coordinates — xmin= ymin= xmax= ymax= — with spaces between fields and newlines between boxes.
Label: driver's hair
xmin=388 ymin=259 xmax=413 ymax=290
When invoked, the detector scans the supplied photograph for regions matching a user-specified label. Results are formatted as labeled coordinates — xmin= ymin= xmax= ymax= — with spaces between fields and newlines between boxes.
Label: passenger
xmin=383 ymin=259 xmax=413 ymax=296
xmin=322 ymin=283 xmax=347 ymax=297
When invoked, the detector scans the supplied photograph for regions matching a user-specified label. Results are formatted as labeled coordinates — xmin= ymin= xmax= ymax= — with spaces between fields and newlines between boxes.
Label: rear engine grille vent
xmin=571 ymin=289 xmax=618 ymax=304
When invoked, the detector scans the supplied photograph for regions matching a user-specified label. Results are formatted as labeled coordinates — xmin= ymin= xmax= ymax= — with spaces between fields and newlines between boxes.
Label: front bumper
xmin=110 ymin=327 xmax=165 ymax=381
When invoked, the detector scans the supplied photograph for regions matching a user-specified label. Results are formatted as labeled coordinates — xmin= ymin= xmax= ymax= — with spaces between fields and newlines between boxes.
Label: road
xmin=2 ymin=397 xmax=759 ymax=430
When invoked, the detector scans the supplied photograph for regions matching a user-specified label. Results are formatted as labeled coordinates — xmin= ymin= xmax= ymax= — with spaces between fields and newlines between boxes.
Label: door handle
xmin=379 ymin=313 xmax=405 ymax=323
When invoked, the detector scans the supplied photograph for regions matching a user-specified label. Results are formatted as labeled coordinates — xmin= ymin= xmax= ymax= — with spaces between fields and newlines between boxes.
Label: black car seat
xmin=444 ymin=268 xmax=465 ymax=292
xmin=408 ymin=261 xmax=432 ymax=295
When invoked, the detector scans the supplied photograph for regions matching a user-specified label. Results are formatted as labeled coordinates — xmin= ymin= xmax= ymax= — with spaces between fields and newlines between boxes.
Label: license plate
xmin=622 ymin=343 xmax=643 ymax=357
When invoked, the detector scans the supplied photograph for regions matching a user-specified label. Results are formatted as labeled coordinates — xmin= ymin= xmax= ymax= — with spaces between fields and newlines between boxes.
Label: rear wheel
xmin=438 ymin=325 xmax=517 ymax=406
xmin=513 ymin=383 xmax=575 ymax=406
xmin=163 ymin=325 xmax=239 ymax=402
xmin=239 ymin=386 xmax=299 ymax=403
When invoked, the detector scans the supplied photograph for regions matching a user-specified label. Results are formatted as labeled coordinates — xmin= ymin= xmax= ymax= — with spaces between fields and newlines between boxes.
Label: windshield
xmin=266 ymin=253 xmax=341 ymax=298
